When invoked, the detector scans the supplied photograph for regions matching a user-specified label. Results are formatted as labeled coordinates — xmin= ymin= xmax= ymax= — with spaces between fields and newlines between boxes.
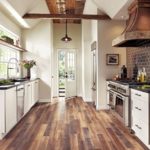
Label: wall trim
xmin=82 ymin=97 xmax=92 ymax=102
xmin=38 ymin=99 xmax=51 ymax=103
xmin=96 ymin=105 xmax=109 ymax=110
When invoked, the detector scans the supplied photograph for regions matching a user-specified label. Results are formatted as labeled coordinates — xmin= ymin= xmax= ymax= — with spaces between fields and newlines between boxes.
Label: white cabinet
xmin=31 ymin=80 xmax=39 ymax=105
xmin=0 ymin=91 xmax=5 ymax=139
xmin=131 ymin=89 xmax=150 ymax=148
xmin=24 ymin=82 xmax=32 ymax=114
xmin=0 ymin=79 xmax=39 ymax=140
xmin=5 ymin=87 xmax=17 ymax=133
xmin=0 ymin=87 xmax=17 ymax=139
xmin=24 ymin=79 xmax=39 ymax=114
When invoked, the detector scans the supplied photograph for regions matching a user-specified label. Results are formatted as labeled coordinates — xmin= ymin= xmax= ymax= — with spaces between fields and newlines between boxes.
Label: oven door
xmin=115 ymin=93 xmax=129 ymax=126
xmin=107 ymin=90 xmax=116 ymax=109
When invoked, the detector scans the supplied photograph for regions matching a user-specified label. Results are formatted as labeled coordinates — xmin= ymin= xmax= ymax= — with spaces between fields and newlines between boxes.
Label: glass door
xmin=58 ymin=49 xmax=76 ymax=98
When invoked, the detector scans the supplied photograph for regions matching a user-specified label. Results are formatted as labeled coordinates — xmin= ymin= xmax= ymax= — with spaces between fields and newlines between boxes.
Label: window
xmin=0 ymin=25 xmax=20 ymax=79
xmin=0 ymin=45 xmax=20 ymax=79
xmin=0 ymin=25 xmax=19 ymax=44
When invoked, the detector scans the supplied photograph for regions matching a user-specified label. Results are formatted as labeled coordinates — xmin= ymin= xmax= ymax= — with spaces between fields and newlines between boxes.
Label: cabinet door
xmin=24 ymin=83 xmax=32 ymax=114
xmin=0 ymin=91 xmax=5 ymax=136
xmin=31 ymin=80 xmax=39 ymax=105
xmin=34 ymin=80 xmax=39 ymax=103
xmin=5 ymin=87 xmax=17 ymax=133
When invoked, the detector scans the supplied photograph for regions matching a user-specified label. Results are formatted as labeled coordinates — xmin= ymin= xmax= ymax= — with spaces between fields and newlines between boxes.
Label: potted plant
xmin=21 ymin=60 xmax=36 ymax=79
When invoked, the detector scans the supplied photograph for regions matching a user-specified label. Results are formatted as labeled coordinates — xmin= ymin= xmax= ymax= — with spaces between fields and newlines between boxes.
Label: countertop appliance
xmin=112 ymin=0 xmax=150 ymax=47
xmin=16 ymin=85 xmax=25 ymax=121
xmin=107 ymin=79 xmax=144 ymax=127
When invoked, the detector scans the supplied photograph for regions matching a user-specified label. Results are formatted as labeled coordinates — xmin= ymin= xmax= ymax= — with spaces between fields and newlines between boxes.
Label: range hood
xmin=112 ymin=0 xmax=150 ymax=47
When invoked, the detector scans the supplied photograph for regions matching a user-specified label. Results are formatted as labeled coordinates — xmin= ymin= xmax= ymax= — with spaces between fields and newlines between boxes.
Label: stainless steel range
xmin=106 ymin=80 xmax=142 ymax=127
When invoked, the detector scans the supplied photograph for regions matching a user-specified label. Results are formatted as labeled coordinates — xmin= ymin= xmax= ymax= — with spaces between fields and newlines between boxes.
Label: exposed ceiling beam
xmin=23 ymin=13 xmax=111 ymax=20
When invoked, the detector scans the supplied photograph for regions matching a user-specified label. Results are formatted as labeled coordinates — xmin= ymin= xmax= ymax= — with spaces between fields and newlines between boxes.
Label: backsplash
xmin=127 ymin=48 xmax=150 ymax=78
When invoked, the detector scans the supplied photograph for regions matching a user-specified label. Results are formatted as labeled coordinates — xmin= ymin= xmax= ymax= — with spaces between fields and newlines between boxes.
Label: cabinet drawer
xmin=131 ymin=89 xmax=149 ymax=102
xmin=132 ymin=98 xmax=148 ymax=123
xmin=132 ymin=117 xmax=149 ymax=145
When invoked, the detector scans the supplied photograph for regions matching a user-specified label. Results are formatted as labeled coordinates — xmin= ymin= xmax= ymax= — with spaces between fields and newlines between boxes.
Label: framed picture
xmin=106 ymin=54 xmax=119 ymax=65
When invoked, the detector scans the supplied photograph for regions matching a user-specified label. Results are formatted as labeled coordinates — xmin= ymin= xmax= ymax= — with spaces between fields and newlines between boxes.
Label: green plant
xmin=0 ymin=79 xmax=14 ymax=85
xmin=21 ymin=60 xmax=36 ymax=69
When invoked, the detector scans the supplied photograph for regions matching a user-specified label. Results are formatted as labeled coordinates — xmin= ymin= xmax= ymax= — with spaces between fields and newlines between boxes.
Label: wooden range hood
xmin=112 ymin=0 xmax=150 ymax=47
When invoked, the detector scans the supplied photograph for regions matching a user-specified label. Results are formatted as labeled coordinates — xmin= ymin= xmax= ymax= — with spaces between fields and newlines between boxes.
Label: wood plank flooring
xmin=0 ymin=97 xmax=148 ymax=150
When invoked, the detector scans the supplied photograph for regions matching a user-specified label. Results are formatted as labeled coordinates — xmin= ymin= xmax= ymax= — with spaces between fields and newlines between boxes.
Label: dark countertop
xmin=106 ymin=79 xmax=150 ymax=86
xmin=131 ymin=86 xmax=150 ymax=94
xmin=0 ymin=78 xmax=39 ymax=90
xmin=107 ymin=79 xmax=150 ymax=93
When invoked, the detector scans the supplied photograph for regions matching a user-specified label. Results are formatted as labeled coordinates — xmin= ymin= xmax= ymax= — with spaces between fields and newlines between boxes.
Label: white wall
xmin=22 ymin=20 xmax=53 ymax=102
xmin=0 ymin=11 xmax=21 ymax=38
xmin=82 ymin=20 xmax=91 ymax=101
xmin=97 ymin=20 xmax=126 ymax=109
xmin=82 ymin=19 xmax=126 ymax=108
xmin=82 ymin=20 xmax=98 ymax=102
xmin=53 ymin=23 xmax=82 ymax=97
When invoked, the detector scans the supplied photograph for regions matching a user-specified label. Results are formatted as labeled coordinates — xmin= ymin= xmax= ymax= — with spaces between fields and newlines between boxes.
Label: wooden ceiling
xmin=23 ymin=0 xmax=111 ymax=23
xmin=45 ymin=0 xmax=85 ymax=23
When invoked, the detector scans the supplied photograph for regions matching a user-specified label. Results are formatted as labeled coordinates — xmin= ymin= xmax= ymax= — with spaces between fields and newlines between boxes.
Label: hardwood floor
xmin=0 ymin=97 xmax=148 ymax=150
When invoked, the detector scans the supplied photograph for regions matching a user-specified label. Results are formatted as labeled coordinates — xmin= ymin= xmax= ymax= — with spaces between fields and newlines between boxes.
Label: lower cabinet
xmin=5 ymin=87 xmax=17 ymax=133
xmin=24 ymin=79 xmax=39 ymax=115
xmin=131 ymin=89 xmax=150 ymax=148
xmin=0 ymin=91 xmax=5 ymax=139
xmin=0 ymin=87 xmax=17 ymax=139
xmin=0 ymin=79 xmax=39 ymax=140
xmin=31 ymin=80 xmax=39 ymax=106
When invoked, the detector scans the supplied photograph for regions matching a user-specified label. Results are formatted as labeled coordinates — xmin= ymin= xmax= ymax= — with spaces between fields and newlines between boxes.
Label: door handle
xmin=91 ymin=84 xmax=96 ymax=91
xmin=65 ymin=72 xmax=68 ymax=78
xmin=91 ymin=87 xmax=96 ymax=91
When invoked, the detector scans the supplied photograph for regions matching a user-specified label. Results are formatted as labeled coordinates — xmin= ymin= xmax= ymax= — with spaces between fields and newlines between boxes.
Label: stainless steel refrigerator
xmin=91 ymin=42 xmax=97 ymax=106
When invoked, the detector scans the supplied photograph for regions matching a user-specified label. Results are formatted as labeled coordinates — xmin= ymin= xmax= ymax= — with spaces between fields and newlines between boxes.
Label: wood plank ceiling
xmin=45 ymin=0 xmax=85 ymax=23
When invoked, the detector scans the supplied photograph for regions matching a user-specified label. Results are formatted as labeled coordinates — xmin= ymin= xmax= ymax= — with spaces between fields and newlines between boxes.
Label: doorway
xmin=58 ymin=49 xmax=76 ymax=98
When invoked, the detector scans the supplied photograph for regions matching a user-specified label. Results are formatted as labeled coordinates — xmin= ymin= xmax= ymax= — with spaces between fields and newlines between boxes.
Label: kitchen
xmin=0 ymin=0 xmax=150 ymax=149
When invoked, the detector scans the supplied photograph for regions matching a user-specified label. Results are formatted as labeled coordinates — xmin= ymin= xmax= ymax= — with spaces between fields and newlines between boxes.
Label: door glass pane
xmin=58 ymin=51 xmax=65 ymax=89
xmin=67 ymin=52 xmax=75 ymax=81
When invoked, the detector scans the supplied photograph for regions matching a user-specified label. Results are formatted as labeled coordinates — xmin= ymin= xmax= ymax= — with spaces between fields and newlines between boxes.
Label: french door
xmin=58 ymin=49 xmax=76 ymax=98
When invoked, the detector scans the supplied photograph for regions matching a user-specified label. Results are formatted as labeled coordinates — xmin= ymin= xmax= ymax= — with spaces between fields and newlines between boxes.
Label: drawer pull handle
xmin=135 ymin=124 xmax=142 ymax=130
xmin=135 ymin=93 xmax=141 ymax=97
xmin=135 ymin=107 xmax=142 ymax=111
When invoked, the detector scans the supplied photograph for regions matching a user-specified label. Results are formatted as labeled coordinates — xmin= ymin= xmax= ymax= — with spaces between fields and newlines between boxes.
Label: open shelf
xmin=0 ymin=39 xmax=28 ymax=52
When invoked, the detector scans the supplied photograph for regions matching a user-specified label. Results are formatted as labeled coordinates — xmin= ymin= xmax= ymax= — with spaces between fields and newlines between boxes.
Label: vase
xmin=27 ymin=68 xmax=31 ymax=79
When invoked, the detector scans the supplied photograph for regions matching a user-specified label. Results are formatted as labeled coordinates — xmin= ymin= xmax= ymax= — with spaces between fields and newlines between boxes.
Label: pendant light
xmin=61 ymin=19 xmax=72 ymax=42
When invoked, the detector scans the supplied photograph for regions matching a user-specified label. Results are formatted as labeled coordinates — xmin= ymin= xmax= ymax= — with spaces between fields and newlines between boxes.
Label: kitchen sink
xmin=0 ymin=79 xmax=15 ymax=86
xmin=11 ymin=78 xmax=28 ymax=82
xmin=0 ymin=78 xmax=28 ymax=87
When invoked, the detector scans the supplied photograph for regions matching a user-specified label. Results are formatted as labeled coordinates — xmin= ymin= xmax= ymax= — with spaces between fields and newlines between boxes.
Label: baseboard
xmin=0 ymin=134 xmax=4 ymax=140
xmin=82 ymin=97 xmax=93 ymax=102
xmin=38 ymin=99 xmax=51 ymax=103
xmin=96 ymin=105 xmax=109 ymax=110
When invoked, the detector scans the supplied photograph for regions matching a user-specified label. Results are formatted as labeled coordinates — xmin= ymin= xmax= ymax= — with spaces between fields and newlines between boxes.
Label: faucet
xmin=7 ymin=58 xmax=19 ymax=79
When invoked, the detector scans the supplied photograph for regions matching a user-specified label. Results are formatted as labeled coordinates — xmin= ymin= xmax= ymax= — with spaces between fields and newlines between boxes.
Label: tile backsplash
xmin=127 ymin=47 xmax=150 ymax=78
